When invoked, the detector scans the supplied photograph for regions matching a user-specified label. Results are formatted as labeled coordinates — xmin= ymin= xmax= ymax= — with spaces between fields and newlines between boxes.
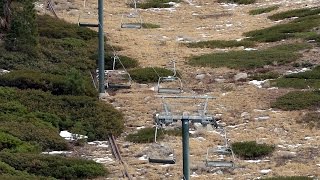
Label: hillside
xmin=34 ymin=0 xmax=320 ymax=179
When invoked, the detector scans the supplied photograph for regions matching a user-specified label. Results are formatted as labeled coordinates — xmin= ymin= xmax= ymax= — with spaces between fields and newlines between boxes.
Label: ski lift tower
xmin=154 ymin=95 xmax=218 ymax=180
xmin=78 ymin=0 xmax=105 ymax=97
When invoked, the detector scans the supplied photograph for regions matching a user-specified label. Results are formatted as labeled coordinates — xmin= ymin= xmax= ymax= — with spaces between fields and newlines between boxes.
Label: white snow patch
xmin=42 ymin=151 xmax=72 ymax=155
xmin=260 ymin=169 xmax=272 ymax=174
xmin=59 ymin=130 xmax=88 ymax=141
xmin=244 ymin=48 xmax=257 ymax=51
xmin=254 ymin=116 xmax=270 ymax=121
xmin=304 ymin=136 xmax=313 ymax=140
xmin=138 ymin=155 xmax=148 ymax=161
xmin=93 ymin=157 xmax=114 ymax=163
xmin=191 ymin=172 xmax=199 ymax=177
xmin=196 ymin=137 xmax=206 ymax=141
xmin=137 ymin=126 xmax=145 ymax=130
xmin=285 ymin=68 xmax=311 ymax=75
xmin=249 ymin=80 xmax=267 ymax=88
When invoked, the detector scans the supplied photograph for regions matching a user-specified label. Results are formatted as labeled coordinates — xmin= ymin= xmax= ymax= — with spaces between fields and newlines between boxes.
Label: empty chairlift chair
xmin=205 ymin=129 xmax=235 ymax=168
xmin=105 ymin=54 xmax=132 ymax=89
xmin=157 ymin=61 xmax=183 ymax=94
xmin=121 ymin=0 xmax=143 ymax=29
xmin=78 ymin=0 xmax=99 ymax=27
xmin=148 ymin=125 xmax=176 ymax=164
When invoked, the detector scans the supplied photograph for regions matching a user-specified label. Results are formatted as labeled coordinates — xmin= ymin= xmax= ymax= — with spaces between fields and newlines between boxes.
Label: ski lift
xmin=157 ymin=61 xmax=183 ymax=94
xmin=205 ymin=129 xmax=235 ymax=168
xmin=148 ymin=125 xmax=176 ymax=164
xmin=105 ymin=54 xmax=132 ymax=89
xmin=78 ymin=0 xmax=99 ymax=27
xmin=121 ymin=0 xmax=143 ymax=29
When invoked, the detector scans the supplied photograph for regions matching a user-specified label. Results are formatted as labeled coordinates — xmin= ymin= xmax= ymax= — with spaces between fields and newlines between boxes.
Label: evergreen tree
xmin=5 ymin=0 xmax=39 ymax=54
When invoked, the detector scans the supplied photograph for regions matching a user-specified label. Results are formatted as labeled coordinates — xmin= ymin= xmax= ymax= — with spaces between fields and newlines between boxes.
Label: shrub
xmin=0 ymin=131 xmax=40 ymax=153
xmin=90 ymin=53 xmax=139 ymax=70
xmin=249 ymin=5 xmax=279 ymax=15
xmin=232 ymin=141 xmax=275 ymax=159
xmin=0 ymin=174 xmax=55 ymax=180
xmin=0 ymin=152 xmax=107 ymax=179
xmin=132 ymin=0 xmax=181 ymax=9
xmin=268 ymin=7 xmax=320 ymax=21
xmin=244 ymin=14 xmax=320 ymax=42
xmin=0 ymin=87 xmax=124 ymax=141
xmin=297 ymin=112 xmax=320 ymax=128
xmin=37 ymin=15 xmax=97 ymax=40
xmin=129 ymin=67 xmax=174 ymax=83
xmin=142 ymin=23 xmax=160 ymax=29
xmin=250 ymin=72 xmax=280 ymax=80
xmin=0 ymin=70 xmax=97 ymax=96
xmin=271 ymin=91 xmax=320 ymax=110
xmin=263 ymin=176 xmax=313 ymax=180
xmin=217 ymin=0 xmax=256 ymax=5
xmin=126 ymin=127 xmax=163 ymax=143
xmin=188 ymin=43 xmax=310 ymax=70
xmin=0 ymin=115 xmax=69 ymax=151
xmin=186 ymin=40 xmax=255 ymax=49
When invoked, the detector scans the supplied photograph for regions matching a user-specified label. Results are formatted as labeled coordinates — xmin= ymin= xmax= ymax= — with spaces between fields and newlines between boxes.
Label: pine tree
xmin=5 ymin=0 xmax=39 ymax=54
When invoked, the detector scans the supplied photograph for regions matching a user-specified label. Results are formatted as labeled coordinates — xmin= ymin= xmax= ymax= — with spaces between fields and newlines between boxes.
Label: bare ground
xmin=42 ymin=0 xmax=320 ymax=179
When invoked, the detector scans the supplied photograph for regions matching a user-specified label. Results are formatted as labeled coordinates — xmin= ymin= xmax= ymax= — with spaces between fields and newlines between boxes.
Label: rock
xmin=195 ymin=74 xmax=206 ymax=80
xmin=234 ymin=72 xmax=248 ymax=81
xmin=261 ymin=80 xmax=271 ymax=88
xmin=240 ymin=112 xmax=250 ymax=120
xmin=215 ymin=78 xmax=225 ymax=83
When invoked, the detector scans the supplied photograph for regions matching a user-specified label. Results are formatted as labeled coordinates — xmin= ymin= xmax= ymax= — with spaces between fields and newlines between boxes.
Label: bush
xmin=244 ymin=14 xmax=320 ymax=42
xmin=129 ymin=67 xmax=174 ymax=83
xmin=186 ymin=40 xmax=255 ymax=49
xmin=263 ymin=176 xmax=313 ymax=180
xmin=0 ymin=152 xmax=107 ymax=179
xmin=37 ymin=15 xmax=97 ymax=40
xmin=297 ymin=112 xmax=320 ymax=128
xmin=132 ymin=0 xmax=180 ymax=9
xmin=217 ymin=0 xmax=256 ymax=4
xmin=0 ymin=87 xmax=124 ymax=141
xmin=271 ymin=91 xmax=320 ymax=110
xmin=232 ymin=141 xmax=275 ymax=159
xmin=0 ymin=131 xmax=40 ymax=153
xmin=268 ymin=7 xmax=320 ymax=21
xmin=0 ymin=70 xmax=97 ymax=96
xmin=0 ymin=174 xmax=54 ymax=180
xmin=142 ymin=23 xmax=160 ymax=29
xmin=126 ymin=127 xmax=163 ymax=143
xmin=188 ymin=43 xmax=310 ymax=70
xmin=249 ymin=5 xmax=279 ymax=15
xmin=90 ymin=53 xmax=139 ymax=70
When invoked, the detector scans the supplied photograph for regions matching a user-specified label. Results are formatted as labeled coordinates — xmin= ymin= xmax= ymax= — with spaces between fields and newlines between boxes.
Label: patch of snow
xmin=244 ymin=48 xmax=257 ymax=51
xmin=285 ymin=68 xmax=311 ymax=75
xmin=42 ymin=151 xmax=72 ymax=155
xmin=138 ymin=155 xmax=148 ymax=161
xmin=93 ymin=157 xmax=114 ymax=163
xmin=226 ymin=23 xmax=233 ymax=27
xmin=260 ymin=169 xmax=272 ymax=174
xmin=191 ymin=172 xmax=199 ymax=177
xmin=254 ymin=116 xmax=270 ymax=121
xmin=137 ymin=126 xmax=145 ymax=130
xmin=317 ymin=164 xmax=320 ymax=167
xmin=59 ymin=130 xmax=88 ymax=141
xmin=196 ymin=137 xmax=206 ymax=141
xmin=304 ymin=137 xmax=313 ymax=140
xmin=249 ymin=80 xmax=267 ymax=88
xmin=160 ymin=164 xmax=174 ymax=167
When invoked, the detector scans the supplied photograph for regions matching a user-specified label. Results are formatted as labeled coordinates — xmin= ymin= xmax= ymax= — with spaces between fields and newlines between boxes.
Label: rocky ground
xmin=36 ymin=0 xmax=320 ymax=179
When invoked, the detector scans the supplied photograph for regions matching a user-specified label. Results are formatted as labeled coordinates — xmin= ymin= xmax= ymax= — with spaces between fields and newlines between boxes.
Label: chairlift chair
xmin=205 ymin=128 xmax=235 ymax=168
xmin=157 ymin=61 xmax=183 ymax=94
xmin=78 ymin=0 xmax=99 ymax=27
xmin=105 ymin=55 xmax=132 ymax=89
xmin=148 ymin=125 xmax=176 ymax=164
xmin=121 ymin=0 xmax=143 ymax=29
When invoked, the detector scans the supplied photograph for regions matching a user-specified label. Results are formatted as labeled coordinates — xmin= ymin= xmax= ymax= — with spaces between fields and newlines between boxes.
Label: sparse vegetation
xmin=90 ymin=52 xmax=139 ymax=70
xmin=263 ymin=176 xmax=313 ymax=180
xmin=232 ymin=141 xmax=275 ymax=159
xmin=268 ymin=7 xmax=320 ymax=21
xmin=249 ymin=5 xmax=279 ymax=15
xmin=245 ymin=13 xmax=320 ymax=42
xmin=186 ymin=40 xmax=255 ymax=49
xmin=188 ymin=43 xmax=310 ymax=70
xmin=142 ymin=23 xmax=160 ymax=29
xmin=271 ymin=91 xmax=320 ymax=110
xmin=0 ymin=152 xmax=107 ymax=179
xmin=131 ymin=0 xmax=181 ymax=9
xmin=217 ymin=0 xmax=256 ymax=5
xmin=250 ymin=72 xmax=280 ymax=80
xmin=272 ymin=66 xmax=320 ymax=89
xmin=125 ymin=127 xmax=181 ymax=143
xmin=129 ymin=67 xmax=174 ymax=83
xmin=297 ymin=112 xmax=320 ymax=128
